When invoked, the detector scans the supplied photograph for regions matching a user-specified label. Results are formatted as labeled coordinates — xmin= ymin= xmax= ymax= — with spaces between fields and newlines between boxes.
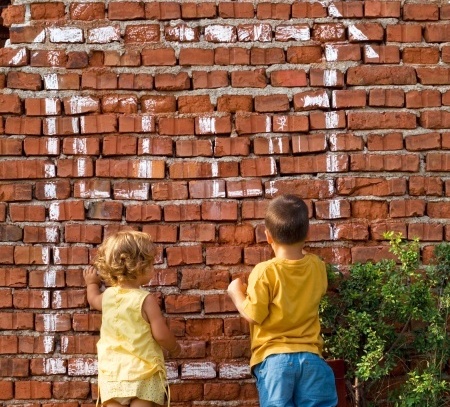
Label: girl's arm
xmin=83 ymin=266 xmax=103 ymax=311
xmin=143 ymin=294 xmax=181 ymax=356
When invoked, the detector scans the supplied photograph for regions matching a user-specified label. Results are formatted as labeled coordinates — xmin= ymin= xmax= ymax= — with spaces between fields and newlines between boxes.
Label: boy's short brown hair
xmin=265 ymin=194 xmax=309 ymax=245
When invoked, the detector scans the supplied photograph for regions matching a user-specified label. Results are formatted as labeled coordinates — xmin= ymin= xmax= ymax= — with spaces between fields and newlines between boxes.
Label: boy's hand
xmin=228 ymin=278 xmax=247 ymax=295
xmin=83 ymin=266 xmax=102 ymax=286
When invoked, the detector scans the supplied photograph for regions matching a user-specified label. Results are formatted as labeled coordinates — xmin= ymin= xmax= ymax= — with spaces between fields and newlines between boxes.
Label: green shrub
xmin=321 ymin=233 xmax=450 ymax=407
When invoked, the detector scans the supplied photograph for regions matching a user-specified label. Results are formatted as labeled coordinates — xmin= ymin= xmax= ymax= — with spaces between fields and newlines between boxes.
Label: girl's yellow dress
xmin=97 ymin=287 xmax=166 ymax=405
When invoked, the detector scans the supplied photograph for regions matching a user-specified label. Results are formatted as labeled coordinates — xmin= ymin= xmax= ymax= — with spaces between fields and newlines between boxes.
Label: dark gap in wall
xmin=0 ymin=0 xmax=11 ymax=47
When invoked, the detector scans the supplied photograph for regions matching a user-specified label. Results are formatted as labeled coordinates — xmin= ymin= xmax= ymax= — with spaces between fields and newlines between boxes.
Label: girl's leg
xmin=130 ymin=398 xmax=157 ymax=407
xmin=103 ymin=401 xmax=127 ymax=407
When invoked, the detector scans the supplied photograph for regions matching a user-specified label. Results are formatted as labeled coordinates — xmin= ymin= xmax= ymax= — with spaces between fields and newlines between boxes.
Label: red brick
xmin=294 ymin=90 xmax=330 ymax=110
xmin=389 ymin=199 xmax=426 ymax=218
xmin=145 ymin=2 xmax=181 ymax=19
xmin=164 ymin=203 xmax=201 ymax=222
xmin=287 ymin=46 xmax=322 ymax=63
xmin=204 ymin=293 xmax=236 ymax=312
xmin=70 ymin=3 xmax=105 ymax=20
xmin=312 ymin=23 xmax=346 ymax=42
xmin=201 ymin=201 xmax=238 ymax=221
xmin=179 ymin=223 xmax=216 ymax=243
xmin=386 ymin=24 xmax=422 ymax=42
xmin=337 ymin=177 xmax=406 ymax=196
xmin=406 ymin=89 xmax=441 ymax=108
xmin=409 ymin=176 xmax=443 ymax=196
xmin=310 ymin=69 xmax=345 ymax=87
xmin=217 ymin=95 xmax=253 ymax=112
xmin=405 ymin=132 xmax=441 ymax=151
xmin=324 ymin=44 xmax=361 ymax=62
xmin=347 ymin=66 xmax=416 ymax=85
xmin=181 ymin=3 xmax=216 ymax=19
xmin=0 ymin=48 xmax=28 ymax=67
xmin=214 ymin=137 xmax=250 ymax=156
xmin=214 ymin=47 xmax=250 ymax=65
xmin=404 ymin=4 xmax=439 ymax=21
xmin=348 ymin=112 xmax=416 ymax=130
xmin=1 ymin=5 xmax=25 ymax=26
xmin=364 ymin=1 xmax=401 ymax=18
xmin=292 ymin=2 xmax=326 ymax=18
xmin=188 ymin=180 xmax=225 ymax=199
xmin=366 ymin=132 xmax=403 ymax=151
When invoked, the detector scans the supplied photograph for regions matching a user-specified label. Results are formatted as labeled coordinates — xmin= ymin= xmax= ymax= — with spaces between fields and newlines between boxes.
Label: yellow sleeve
xmin=242 ymin=266 xmax=270 ymax=325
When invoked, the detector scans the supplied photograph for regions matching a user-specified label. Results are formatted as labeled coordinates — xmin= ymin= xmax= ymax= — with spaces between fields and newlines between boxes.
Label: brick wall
xmin=0 ymin=0 xmax=449 ymax=406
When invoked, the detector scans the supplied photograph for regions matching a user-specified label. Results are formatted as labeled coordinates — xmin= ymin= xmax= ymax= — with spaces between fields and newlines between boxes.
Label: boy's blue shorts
xmin=252 ymin=352 xmax=338 ymax=407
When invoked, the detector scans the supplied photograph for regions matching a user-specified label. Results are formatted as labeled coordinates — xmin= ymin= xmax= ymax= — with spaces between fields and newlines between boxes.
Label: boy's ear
xmin=265 ymin=229 xmax=274 ymax=244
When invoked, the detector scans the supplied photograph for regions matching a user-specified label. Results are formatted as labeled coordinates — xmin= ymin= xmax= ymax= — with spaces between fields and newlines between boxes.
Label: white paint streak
xmin=44 ymin=268 xmax=57 ymax=287
xmin=49 ymin=27 xmax=83 ymax=43
xmin=326 ymin=155 xmax=340 ymax=172
xmin=71 ymin=118 xmax=79 ymax=133
xmin=41 ymin=247 xmax=50 ymax=264
xmin=68 ymin=96 xmax=98 ymax=115
xmin=168 ymin=25 xmax=196 ymax=41
xmin=211 ymin=162 xmax=219 ymax=177
xmin=9 ymin=48 xmax=26 ymax=65
xmin=41 ymin=291 xmax=50 ymax=308
xmin=44 ymin=164 xmax=56 ymax=178
xmin=44 ymin=358 xmax=66 ymax=374
xmin=199 ymin=117 xmax=216 ymax=134
xmin=219 ymin=364 xmax=250 ymax=379
xmin=53 ymin=291 xmax=62 ymax=309
xmin=328 ymin=179 xmax=334 ymax=196
xmin=181 ymin=362 xmax=216 ymax=379
xmin=276 ymin=116 xmax=288 ymax=131
xmin=365 ymin=45 xmax=379 ymax=59
xmin=33 ymin=30 xmax=46 ymax=43
xmin=323 ymin=70 xmax=338 ymax=86
xmin=43 ymin=336 xmax=54 ymax=353
xmin=211 ymin=180 xmax=224 ymax=198
xmin=46 ymin=138 xmax=58 ymax=155
xmin=141 ymin=139 xmax=150 ymax=154
xmin=44 ymin=183 xmax=57 ymax=199
xmin=44 ymin=74 xmax=59 ymax=90
xmin=53 ymin=247 xmax=61 ymax=264
xmin=349 ymin=25 xmax=368 ymax=41
xmin=265 ymin=116 xmax=271 ymax=132
xmin=73 ymin=138 xmax=87 ymax=154
xmin=328 ymin=199 xmax=342 ymax=219
xmin=141 ymin=116 xmax=153 ymax=132
xmin=303 ymin=92 xmax=330 ymax=108
xmin=328 ymin=3 xmax=342 ymax=17
xmin=42 ymin=314 xmax=57 ymax=331
xmin=45 ymin=99 xmax=58 ymax=115
xmin=276 ymin=25 xmax=310 ymax=41
xmin=45 ymin=227 xmax=58 ymax=243
xmin=68 ymin=359 xmax=98 ymax=376
xmin=205 ymin=25 xmax=236 ymax=42
xmin=61 ymin=336 xmax=69 ymax=353
xmin=267 ymin=180 xmax=278 ymax=195
xmin=138 ymin=161 xmax=152 ymax=178
xmin=325 ymin=112 xmax=340 ymax=129
xmin=49 ymin=203 xmax=60 ymax=220
xmin=329 ymin=133 xmax=338 ymax=150
xmin=77 ymin=158 xmax=86 ymax=177
xmin=88 ymin=26 xmax=120 ymax=43
xmin=325 ymin=45 xmax=338 ymax=61
xmin=269 ymin=157 xmax=277 ymax=174
xmin=46 ymin=118 xmax=57 ymax=135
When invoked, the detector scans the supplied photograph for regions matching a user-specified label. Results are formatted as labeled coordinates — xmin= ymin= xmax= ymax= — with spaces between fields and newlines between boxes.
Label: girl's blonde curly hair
xmin=93 ymin=231 xmax=156 ymax=286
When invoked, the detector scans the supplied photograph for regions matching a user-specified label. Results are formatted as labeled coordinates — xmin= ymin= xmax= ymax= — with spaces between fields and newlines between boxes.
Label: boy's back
xmin=242 ymin=254 xmax=327 ymax=367
xmin=228 ymin=194 xmax=338 ymax=407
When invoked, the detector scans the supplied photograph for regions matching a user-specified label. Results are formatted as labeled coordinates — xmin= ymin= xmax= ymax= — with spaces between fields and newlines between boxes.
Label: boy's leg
xmin=253 ymin=354 xmax=296 ymax=407
xmin=293 ymin=353 xmax=338 ymax=407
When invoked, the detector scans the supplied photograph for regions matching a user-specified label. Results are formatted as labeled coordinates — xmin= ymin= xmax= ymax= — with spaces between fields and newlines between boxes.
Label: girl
xmin=83 ymin=231 xmax=180 ymax=407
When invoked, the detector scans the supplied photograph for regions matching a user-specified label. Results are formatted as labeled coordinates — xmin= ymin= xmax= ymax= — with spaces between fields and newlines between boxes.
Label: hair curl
xmin=93 ymin=231 xmax=156 ymax=286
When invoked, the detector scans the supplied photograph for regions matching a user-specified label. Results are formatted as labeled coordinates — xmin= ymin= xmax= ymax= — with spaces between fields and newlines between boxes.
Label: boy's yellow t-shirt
xmin=242 ymin=253 xmax=328 ymax=367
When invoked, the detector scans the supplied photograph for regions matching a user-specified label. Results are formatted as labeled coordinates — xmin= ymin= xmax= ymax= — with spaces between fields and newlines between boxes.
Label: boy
xmin=228 ymin=194 xmax=338 ymax=407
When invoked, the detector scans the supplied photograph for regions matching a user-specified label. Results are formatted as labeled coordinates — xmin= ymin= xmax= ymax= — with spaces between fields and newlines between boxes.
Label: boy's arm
xmin=227 ymin=278 xmax=257 ymax=325
xmin=83 ymin=266 xmax=103 ymax=311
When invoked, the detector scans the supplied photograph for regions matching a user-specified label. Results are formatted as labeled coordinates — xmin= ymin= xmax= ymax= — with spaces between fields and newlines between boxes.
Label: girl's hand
xmin=83 ymin=266 xmax=102 ymax=286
